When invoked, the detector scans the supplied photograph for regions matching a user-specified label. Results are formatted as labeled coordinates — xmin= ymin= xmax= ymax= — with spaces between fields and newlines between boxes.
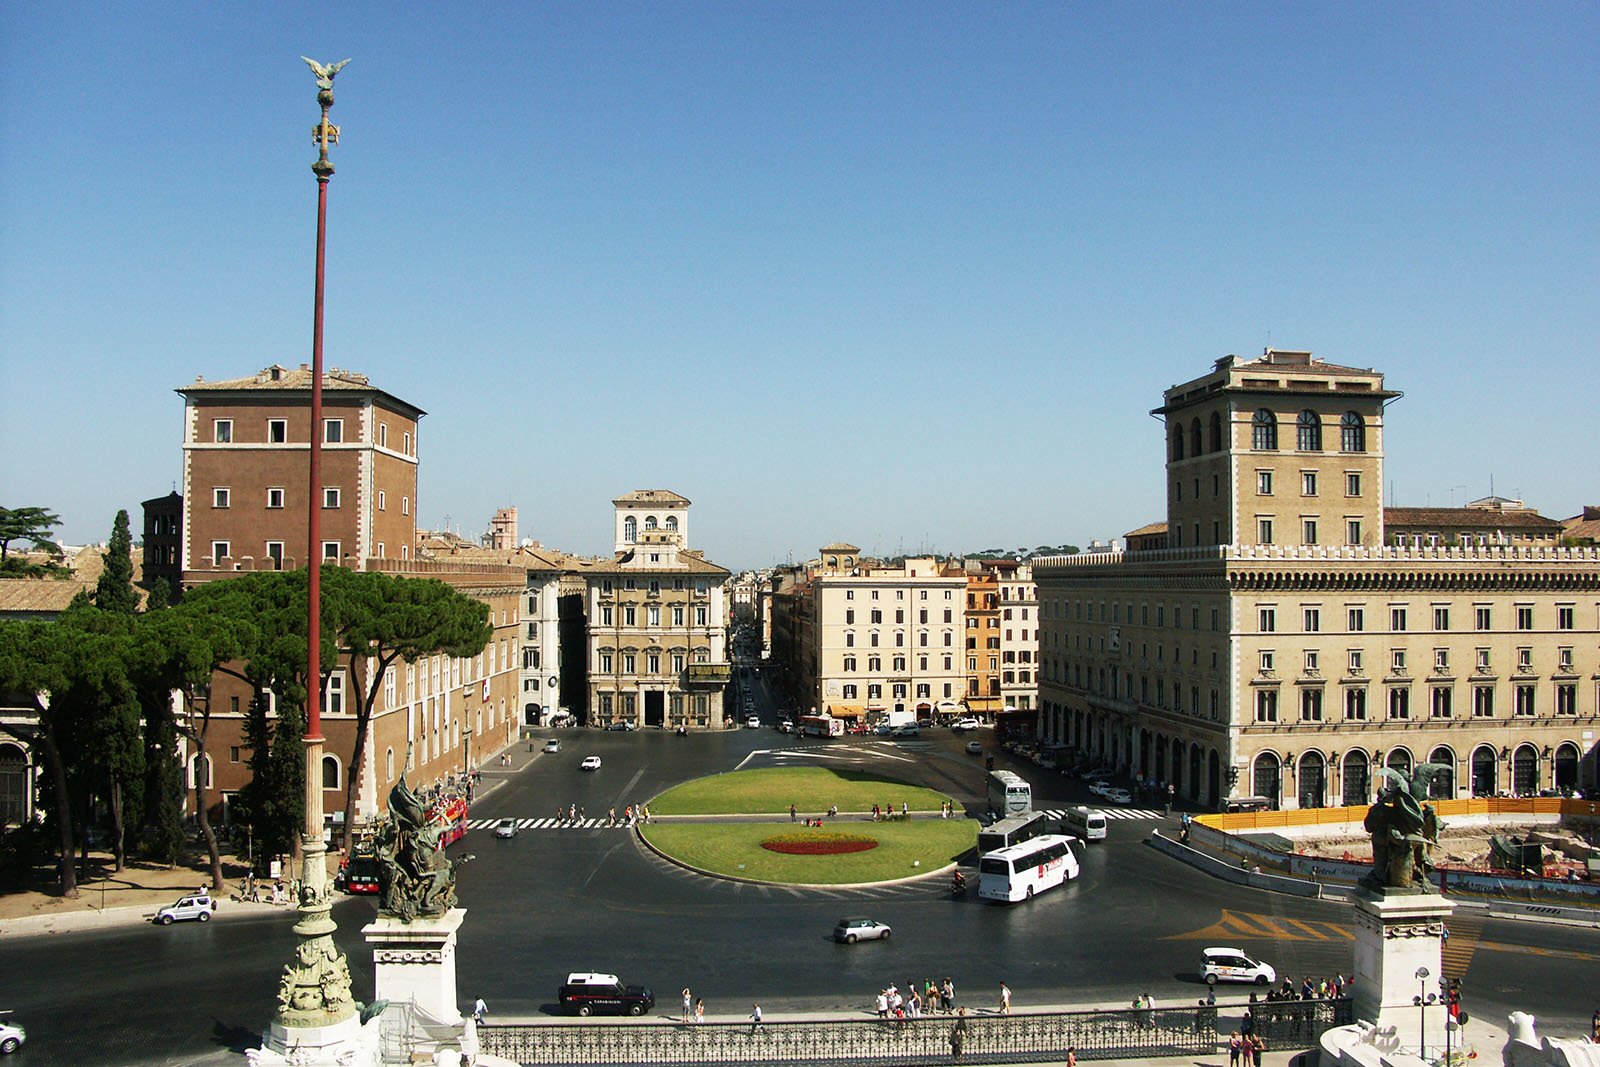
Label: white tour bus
xmin=977 ymin=834 xmax=1080 ymax=903
xmin=799 ymin=715 xmax=844 ymax=738
xmin=1061 ymin=806 xmax=1108 ymax=842
xmin=986 ymin=770 xmax=1032 ymax=816
xmin=977 ymin=811 xmax=1056 ymax=856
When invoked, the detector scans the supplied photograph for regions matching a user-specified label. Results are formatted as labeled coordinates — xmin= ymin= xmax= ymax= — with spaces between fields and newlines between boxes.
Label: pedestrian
xmin=876 ymin=990 xmax=889 ymax=1019
xmin=909 ymin=985 xmax=922 ymax=1017
xmin=1229 ymin=1032 xmax=1243 ymax=1067
xmin=695 ymin=998 xmax=704 ymax=1024
xmin=999 ymin=981 xmax=1011 ymax=1015
xmin=749 ymin=1003 xmax=762 ymax=1034
xmin=943 ymin=977 xmax=956 ymax=1014
xmin=873 ymin=803 xmax=881 ymax=821
xmin=926 ymin=978 xmax=939 ymax=1013
xmin=472 ymin=995 xmax=487 ymax=1024
xmin=608 ymin=807 xmax=616 ymax=827
xmin=950 ymin=1007 xmax=969 ymax=1062
xmin=1066 ymin=1048 xmax=1077 ymax=1067
xmin=1251 ymin=1034 xmax=1266 ymax=1067
xmin=1240 ymin=1009 xmax=1254 ymax=1037
xmin=790 ymin=804 xmax=797 ymax=822
xmin=902 ymin=801 xmax=909 ymax=818
xmin=682 ymin=988 xmax=692 ymax=1024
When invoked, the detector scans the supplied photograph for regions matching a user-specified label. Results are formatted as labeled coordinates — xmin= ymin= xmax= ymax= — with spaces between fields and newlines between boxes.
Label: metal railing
xmin=480 ymin=999 xmax=1352 ymax=1065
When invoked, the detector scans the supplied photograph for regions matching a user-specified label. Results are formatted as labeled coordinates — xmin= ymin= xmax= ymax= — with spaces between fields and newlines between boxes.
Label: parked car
xmin=1036 ymin=753 xmax=1058 ymax=770
xmin=965 ymin=740 xmax=984 ymax=755
xmin=543 ymin=739 xmax=561 ymax=753
xmin=604 ymin=721 xmax=634 ymax=731
xmin=494 ymin=818 xmax=519 ymax=839
xmin=890 ymin=724 xmax=920 ymax=738
xmin=580 ymin=755 xmax=602 ymax=771
xmin=1201 ymin=947 xmax=1276 ymax=986
xmin=1087 ymin=781 xmax=1111 ymax=797
xmin=154 ymin=893 xmax=216 ymax=925
xmin=950 ymin=718 xmax=980 ymax=731
xmin=745 ymin=715 xmax=761 ymax=728
xmin=1104 ymin=787 xmax=1133 ymax=805
xmin=832 ymin=916 xmax=892 ymax=943
xmin=0 ymin=1011 xmax=25 ymax=1056
xmin=558 ymin=972 xmax=655 ymax=1017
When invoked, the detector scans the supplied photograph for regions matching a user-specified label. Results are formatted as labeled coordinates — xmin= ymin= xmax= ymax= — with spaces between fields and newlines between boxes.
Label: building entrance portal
xmin=644 ymin=690 xmax=665 ymax=728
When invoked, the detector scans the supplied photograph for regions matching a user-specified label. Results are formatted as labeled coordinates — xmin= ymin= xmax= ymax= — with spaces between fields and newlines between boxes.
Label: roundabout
xmin=640 ymin=766 xmax=976 ymax=885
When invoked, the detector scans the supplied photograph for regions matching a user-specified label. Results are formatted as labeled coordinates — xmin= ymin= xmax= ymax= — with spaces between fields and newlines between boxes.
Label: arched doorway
xmin=1427 ymin=746 xmax=1456 ymax=799
xmin=1554 ymin=742 xmax=1580 ymax=793
xmin=1252 ymin=753 xmax=1281 ymax=809
xmin=1171 ymin=745 xmax=1184 ymax=796
xmin=1188 ymin=743 xmax=1202 ymax=801
xmin=1512 ymin=744 xmax=1539 ymax=796
xmin=1471 ymin=745 xmax=1498 ymax=796
xmin=1385 ymin=748 xmax=1413 ymax=778
xmin=1299 ymin=752 xmax=1327 ymax=809
xmin=1139 ymin=730 xmax=1152 ymax=778
xmin=1208 ymin=749 xmax=1221 ymax=808
xmin=1155 ymin=736 xmax=1168 ymax=783
xmin=1341 ymin=752 xmax=1370 ymax=806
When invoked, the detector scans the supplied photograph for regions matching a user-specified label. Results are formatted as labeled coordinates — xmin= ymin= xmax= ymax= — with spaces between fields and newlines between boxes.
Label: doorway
xmin=644 ymin=690 xmax=665 ymax=728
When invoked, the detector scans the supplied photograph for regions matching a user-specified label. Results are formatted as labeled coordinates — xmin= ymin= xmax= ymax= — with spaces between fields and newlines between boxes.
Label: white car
xmin=580 ymin=755 xmax=602 ymax=771
xmin=543 ymin=739 xmax=561 ymax=754
xmin=494 ymin=818 xmax=519 ymax=839
xmin=154 ymin=893 xmax=216 ymax=925
xmin=1201 ymin=946 xmax=1276 ymax=986
xmin=0 ymin=1011 xmax=25 ymax=1055
xmin=833 ymin=916 xmax=892 ymax=943
xmin=745 ymin=715 xmax=760 ymax=728
xmin=1087 ymin=781 xmax=1111 ymax=797
xmin=1104 ymin=787 xmax=1133 ymax=805
xmin=950 ymin=718 xmax=980 ymax=731
xmin=965 ymin=740 xmax=984 ymax=755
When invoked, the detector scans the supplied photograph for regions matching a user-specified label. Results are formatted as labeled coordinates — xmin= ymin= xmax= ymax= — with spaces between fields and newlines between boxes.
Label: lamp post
xmin=1413 ymin=966 xmax=1434 ymax=1058
xmin=264 ymin=56 xmax=359 ymax=1051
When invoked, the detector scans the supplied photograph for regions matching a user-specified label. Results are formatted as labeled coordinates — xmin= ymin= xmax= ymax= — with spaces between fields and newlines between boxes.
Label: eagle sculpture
xmin=301 ymin=56 xmax=351 ymax=90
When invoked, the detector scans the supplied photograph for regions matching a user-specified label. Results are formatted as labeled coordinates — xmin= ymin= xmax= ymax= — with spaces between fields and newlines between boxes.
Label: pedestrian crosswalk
xmin=466 ymin=817 xmax=633 ymax=831
xmin=1037 ymin=806 xmax=1166 ymax=822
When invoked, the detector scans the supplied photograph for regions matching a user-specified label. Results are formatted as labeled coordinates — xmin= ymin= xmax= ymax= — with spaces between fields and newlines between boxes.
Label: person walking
xmin=749 ymin=1003 xmax=762 ymax=1034
xmin=1240 ymin=1008 xmax=1254 ymax=1038
xmin=1066 ymin=1048 xmax=1077 ymax=1067
xmin=999 ymin=981 xmax=1011 ymax=1015
xmin=681 ymin=988 xmax=692 ymax=1024
xmin=472 ymin=995 xmax=487 ymax=1024
xmin=1250 ymin=1033 xmax=1266 ymax=1067
xmin=942 ymin=977 xmax=955 ymax=1014
xmin=790 ymin=804 xmax=798 ymax=822
xmin=950 ymin=1007 xmax=969 ymax=1062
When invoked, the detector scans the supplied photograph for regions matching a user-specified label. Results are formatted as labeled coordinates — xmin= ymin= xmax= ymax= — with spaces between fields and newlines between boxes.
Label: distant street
xmin=3 ymin=688 xmax=1597 ymax=1065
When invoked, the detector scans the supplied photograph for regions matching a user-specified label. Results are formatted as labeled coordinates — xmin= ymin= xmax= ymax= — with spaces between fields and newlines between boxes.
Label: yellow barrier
xmin=1196 ymin=796 xmax=1579 ymax=832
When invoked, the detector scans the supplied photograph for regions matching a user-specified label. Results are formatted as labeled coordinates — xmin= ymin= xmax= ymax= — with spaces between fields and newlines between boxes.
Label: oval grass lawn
xmin=648 ymin=766 xmax=949 ymax=816
xmin=640 ymin=818 xmax=976 ymax=885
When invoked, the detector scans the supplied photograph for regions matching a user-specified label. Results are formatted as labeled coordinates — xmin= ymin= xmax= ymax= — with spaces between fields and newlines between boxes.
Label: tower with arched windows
xmin=1154 ymin=349 xmax=1395 ymax=549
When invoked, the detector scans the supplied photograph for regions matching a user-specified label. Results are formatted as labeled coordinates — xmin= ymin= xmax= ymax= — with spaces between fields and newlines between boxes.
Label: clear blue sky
xmin=3 ymin=4 xmax=1595 ymax=572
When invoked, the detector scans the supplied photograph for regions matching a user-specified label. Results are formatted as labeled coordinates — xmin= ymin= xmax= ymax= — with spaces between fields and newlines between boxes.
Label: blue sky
xmin=2 ymin=4 xmax=1595 ymax=572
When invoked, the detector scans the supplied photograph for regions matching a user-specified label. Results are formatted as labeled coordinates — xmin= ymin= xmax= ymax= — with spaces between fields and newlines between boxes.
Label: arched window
xmin=1252 ymin=409 xmax=1277 ymax=451
xmin=189 ymin=753 xmax=212 ymax=790
xmin=1427 ymin=746 xmax=1455 ymax=798
xmin=321 ymin=754 xmax=340 ymax=790
xmin=644 ymin=515 xmax=658 ymax=530
xmin=385 ymin=747 xmax=395 ymax=782
xmin=1171 ymin=426 xmax=1185 ymax=461
xmin=623 ymin=515 xmax=637 ymax=543
xmin=1340 ymin=412 xmax=1366 ymax=453
xmin=1297 ymin=410 xmax=1322 ymax=451
xmin=664 ymin=516 xmax=678 ymax=531
xmin=1209 ymin=412 xmax=1223 ymax=452
xmin=1189 ymin=418 xmax=1203 ymax=456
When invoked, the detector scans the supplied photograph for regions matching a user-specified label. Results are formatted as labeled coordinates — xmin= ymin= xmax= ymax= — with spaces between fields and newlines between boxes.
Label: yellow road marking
xmin=1165 ymin=908 xmax=1353 ymax=943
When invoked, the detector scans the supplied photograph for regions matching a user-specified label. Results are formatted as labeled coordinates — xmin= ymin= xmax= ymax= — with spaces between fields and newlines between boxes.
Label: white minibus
xmin=977 ymin=834 xmax=1079 ymax=903
xmin=1061 ymin=806 xmax=1107 ymax=842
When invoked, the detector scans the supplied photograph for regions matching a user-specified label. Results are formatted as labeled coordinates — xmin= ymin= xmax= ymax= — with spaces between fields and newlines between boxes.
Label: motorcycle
xmin=950 ymin=872 xmax=967 ymax=897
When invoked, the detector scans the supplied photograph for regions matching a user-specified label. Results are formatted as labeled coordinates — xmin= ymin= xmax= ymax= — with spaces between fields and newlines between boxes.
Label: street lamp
xmin=1413 ymin=966 xmax=1436 ymax=1057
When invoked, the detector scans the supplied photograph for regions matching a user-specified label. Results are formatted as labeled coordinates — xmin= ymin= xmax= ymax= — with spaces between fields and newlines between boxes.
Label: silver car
xmin=833 ymin=916 xmax=891 ymax=943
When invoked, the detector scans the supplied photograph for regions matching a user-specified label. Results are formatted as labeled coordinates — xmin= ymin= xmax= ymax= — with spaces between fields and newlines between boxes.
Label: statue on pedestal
xmin=1362 ymin=764 xmax=1449 ymax=892
xmin=376 ymin=768 xmax=473 ymax=922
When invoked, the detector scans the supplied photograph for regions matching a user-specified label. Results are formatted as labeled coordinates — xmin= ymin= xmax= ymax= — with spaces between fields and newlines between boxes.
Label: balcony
xmin=684 ymin=663 xmax=732 ymax=687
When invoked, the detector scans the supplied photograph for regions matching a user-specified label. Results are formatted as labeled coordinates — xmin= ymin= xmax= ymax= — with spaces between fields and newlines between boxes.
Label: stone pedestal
xmin=248 ymin=1012 xmax=379 ymax=1067
xmin=1352 ymin=890 xmax=1454 ymax=1057
xmin=363 ymin=908 xmax=466 ymax=1025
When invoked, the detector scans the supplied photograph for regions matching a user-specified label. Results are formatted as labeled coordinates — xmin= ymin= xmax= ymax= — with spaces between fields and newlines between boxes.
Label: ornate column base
xmin=1352 ymin=889 xmax=1454 ymax=1056
xmin=246 ymin=1012 xmax=379 ymax=1067
xmin=363 ymin=908 xmax=466 ymax=1025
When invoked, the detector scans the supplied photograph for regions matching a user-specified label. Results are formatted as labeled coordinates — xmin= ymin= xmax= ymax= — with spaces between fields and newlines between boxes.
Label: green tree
xmin=94 ymin=510 xmax=139 ymax=615
xmin=0 ymin=506 xmax=62 ymax=562
xmin=321 ymin=568 xmax=492 ymax=845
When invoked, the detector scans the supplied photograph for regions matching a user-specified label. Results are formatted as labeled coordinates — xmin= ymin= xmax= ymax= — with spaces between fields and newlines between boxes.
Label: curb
xmin=632 ymin=823 xmax=960 ymax=890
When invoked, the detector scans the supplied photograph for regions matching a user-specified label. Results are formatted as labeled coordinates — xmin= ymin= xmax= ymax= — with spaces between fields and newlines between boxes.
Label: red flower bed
xmin=761 ymin=833 xmax=879 ymax=855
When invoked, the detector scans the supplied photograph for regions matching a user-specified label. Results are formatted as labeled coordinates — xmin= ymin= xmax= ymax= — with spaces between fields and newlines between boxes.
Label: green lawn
xmin=639 ymin=819 xmax=977 ymax=884
xmin=648 ymin=766 xmax=949 ymax=816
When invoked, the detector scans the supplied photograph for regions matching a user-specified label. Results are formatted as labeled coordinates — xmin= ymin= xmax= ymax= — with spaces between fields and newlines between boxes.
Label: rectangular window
xmin=1303 ymin=607 xmax=1320 ymax=632
xmin=1346 ymin=519 xmax=1362 ymax=545
xmin=1388 ymin=686 xmax=1410 ymax=720
xmin=213 ymin=418 xmax=233 ymax=443
xmin=323 ymin=487 xmax=341 ymax=509
xmin=1344 ymin=687 xmax=1367 ymax=720
xmin=1434 ymin=648 xmax=1449 ymax=673
xmin=1517 ymin=647 xmax=1532 ymax=672
xmin=1557 ymin=646 xmax=1573 ymax=673
xmin=211 ymin=540 xmax=230 ymax=562
xmin=1259 ymin=650 xmax=1275 ymax=674
xmin=1254 ymin=689 xmax=1278 ymax=723
xmin=1304 ymin=650 xmax=1320 ymax=674
xmin=1472 ymin=685 xmax=1495 ymax=718
xmin=402 ymin=496 xmax=410 ymax=515
xmin=623 ymin=606 xmax=636 ymax=626
xmin=1475 ymin=605 xmax=1492 ymax=631
xmin=1347 ymin=607 xmax=1364 ymax=632
xmin=1391 ymin=649 xmax=1407 ymax=674
xmin=213 ymin=487 xmax=230 ymax=508
xmin=1476 ymin=648 xmax=1490 ymax=672
xmin=1301 ymin=471 xmax=1317 ymax=496
xmin=1345 ymin=472 xmax=1361 ymax=497
xmin=322 ymin=541 xmax=340 ymax=561
xmin=1348 ymin=649 xmax=1363 ymax=674
xmin=402 ymin=430 xmax=412 ymax=454
xmin=695 ymin=607 xmax=707 ymax=625
xmin=268 ymin=419 xmax=287 ymax=443
xmin=1303 ymin=518 xmax=1318 ymax=545
xmin=1515 ymin=605 xmax=1534 ymax=631
xmin=1259 ymin=607 xmax=1276 ymax=632
xmin=379 ymin=423 xmax=388 ymax=447
xmin=265 ymin=541 xmax=284 ymax=570
xmin=600 ymin=653 xmax=613 ymax=673
xmin=1258 ymin=518 xmax=1274 ymax=543
xmin=647 ymin=653 xmax=660 ymax=674
xmin=1432 ymin=606 xmax=1450 ymax=631
xmin=1514 ymin=684 xmax=1536 ymax=717
xmin=1556 ymin=683 xmax=1577 ymax=716
xmin=1557 ymin=605 xmax=1575 ymax=630
xmin=1300 ymin=687 xmax=1324 ymax=721
xmin=623 ymin=654 xmax=635 ymax=674
xmin=377 ymin=489 xmax=386 ymax=511
xmin=1430 ymin=686 xmax=1452 ymax=719
xmin=323 ymin=418 xmax=343 ymax=443
xmin=1257 ymin=471 xmax=1273 ymax=495
xmin=600 ymin=606 xmax=612 ymax=626
xmin=1391 ymin=606 xmax=1408 ymax=632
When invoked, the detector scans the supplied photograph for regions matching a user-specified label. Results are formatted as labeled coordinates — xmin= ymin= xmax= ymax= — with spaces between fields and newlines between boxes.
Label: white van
xmin=1062 ymin=806 xmax=1108 ymax=842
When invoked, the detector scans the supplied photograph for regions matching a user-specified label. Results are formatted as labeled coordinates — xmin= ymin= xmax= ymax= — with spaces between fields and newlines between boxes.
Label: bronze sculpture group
xmin=375 ymin=769 xmax=473 ymax=922
xmin=1362 ymin=764 xmax=1449 ymax=892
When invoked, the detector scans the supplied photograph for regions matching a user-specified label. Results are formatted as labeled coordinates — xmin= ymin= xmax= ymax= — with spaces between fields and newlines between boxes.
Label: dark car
xmin=604 ymin=721 xmax=635 ymax=732
xmin=558 ymin=972 xmax=655 ymax=1017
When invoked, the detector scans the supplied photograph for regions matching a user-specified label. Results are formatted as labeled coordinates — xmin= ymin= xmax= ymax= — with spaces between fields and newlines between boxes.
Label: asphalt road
xmin=3 ymin=660 xmax=1596 ymax=1064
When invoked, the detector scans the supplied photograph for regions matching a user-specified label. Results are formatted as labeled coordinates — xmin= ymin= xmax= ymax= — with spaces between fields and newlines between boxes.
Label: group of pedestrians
xmin=875 ymin=978 xmax=962 ymax=1019
xmin=1259 ymin=974 xmax=1349 ymax=1001
xmin=869 ymin=801 xmax=913 ymax=822
xmin=678 ymin=988 xmax=705 ymax=1024
xmin=1228 ymin=1029 xmax=1267 ymax=1067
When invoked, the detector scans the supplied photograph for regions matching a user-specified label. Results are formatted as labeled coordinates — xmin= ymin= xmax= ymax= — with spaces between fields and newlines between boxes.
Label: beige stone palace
xmin=1034 ymin=349 xmax=1600 ymax=809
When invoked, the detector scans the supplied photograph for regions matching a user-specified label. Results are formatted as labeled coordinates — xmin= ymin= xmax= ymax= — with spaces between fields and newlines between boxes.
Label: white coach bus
xmin=986 ymin=770 xmax=1032 ymax=816
xmin=977 ymin=834 xmax=1080 ymax=903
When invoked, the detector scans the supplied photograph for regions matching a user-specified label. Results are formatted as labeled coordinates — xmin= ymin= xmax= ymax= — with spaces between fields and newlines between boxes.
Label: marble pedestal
xmin=248 ymin=1013 xmax=379 ymax=1067
xmin=363 ymin=908 xmax=466 ymax=1025
xmin=1352 ymin=890 xmax=1454 ymax=1057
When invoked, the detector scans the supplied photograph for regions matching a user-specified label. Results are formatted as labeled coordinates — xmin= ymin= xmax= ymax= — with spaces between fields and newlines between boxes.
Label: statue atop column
xmin=375 ymin=768 xmax=473 ymax=922
xmin=1362 ymin=764 xmax=1449 ymax=893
